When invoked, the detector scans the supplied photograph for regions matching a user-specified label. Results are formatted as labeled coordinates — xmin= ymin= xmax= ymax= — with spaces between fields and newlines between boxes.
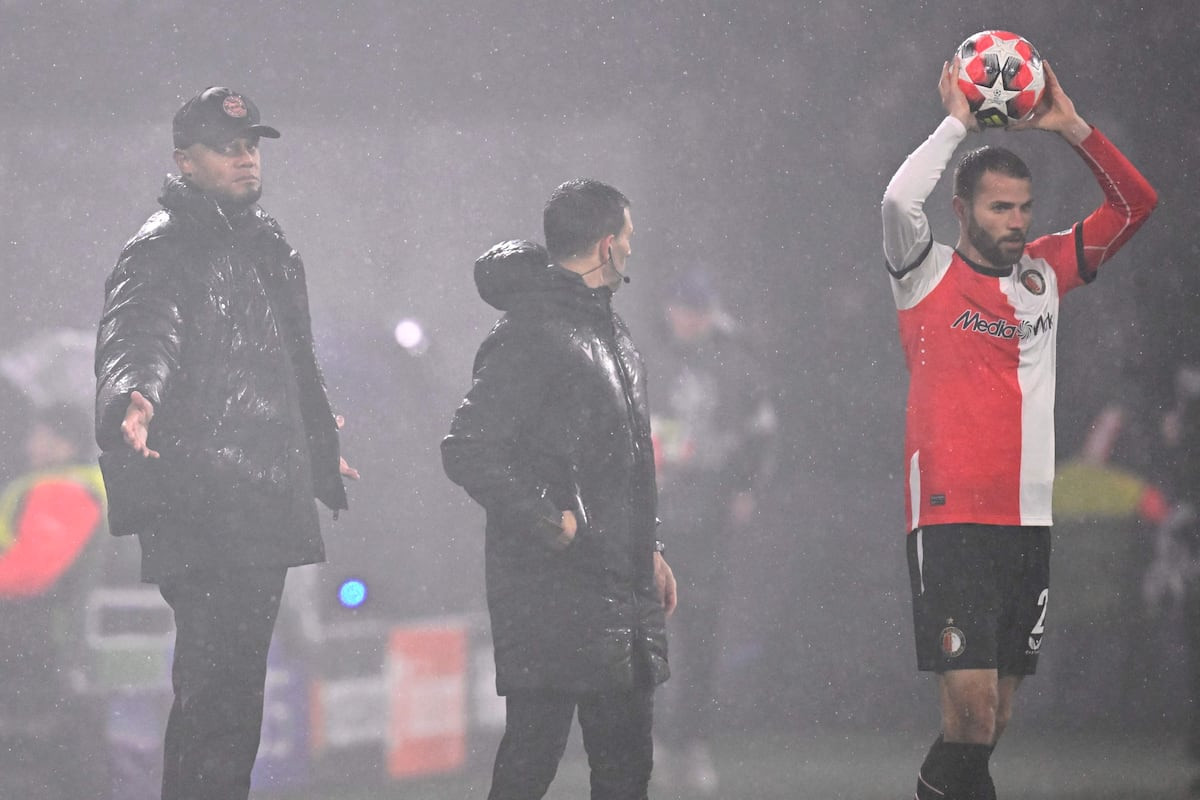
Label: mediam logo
xmin=950 ymin=309 xmax=1053 ymax=341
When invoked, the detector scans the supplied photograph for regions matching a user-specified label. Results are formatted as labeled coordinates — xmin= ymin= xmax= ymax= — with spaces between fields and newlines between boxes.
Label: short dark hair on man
xmin=544 ymin=179 xmax=630 ymax=262
xmin=954 ymin=146 xmax=1032 ymax=202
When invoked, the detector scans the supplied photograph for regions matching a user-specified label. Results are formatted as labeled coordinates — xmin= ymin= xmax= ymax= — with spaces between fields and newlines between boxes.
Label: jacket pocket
xmin=538 ymin=478 xmax=593 ymax=535
xmin=98 ymin=449 xmax=169 ymax=536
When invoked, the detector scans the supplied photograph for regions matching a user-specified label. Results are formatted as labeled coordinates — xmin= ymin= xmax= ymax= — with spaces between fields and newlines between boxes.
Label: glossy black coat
xmin=442 ymin=240 xmax=669 ymax=694
xmin=95 ymin=177 xmax=346 ymax=581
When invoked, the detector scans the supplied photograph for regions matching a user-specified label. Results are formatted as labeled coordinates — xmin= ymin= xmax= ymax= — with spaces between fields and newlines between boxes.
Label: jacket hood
xmin=474 ymin=240 xmax=553 ymax=310
xmin=475 ymin=239 xmax=609 ymax=313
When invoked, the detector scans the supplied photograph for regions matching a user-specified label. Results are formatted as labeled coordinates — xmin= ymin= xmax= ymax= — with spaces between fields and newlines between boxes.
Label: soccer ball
xmin=956 ymin=30 xmax=1046 ymax=128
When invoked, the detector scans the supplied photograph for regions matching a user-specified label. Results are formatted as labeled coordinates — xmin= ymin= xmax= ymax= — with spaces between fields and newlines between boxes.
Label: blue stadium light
xmin=338 ymin=579 xmax=367 ymax=609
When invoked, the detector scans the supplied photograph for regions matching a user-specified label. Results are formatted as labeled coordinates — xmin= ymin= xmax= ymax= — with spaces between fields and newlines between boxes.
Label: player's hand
xmin=940 ymin=57 xmax=978 ymax=131
xmin=551 ymin=509 xmax=578 ymax=550
xmin=1007 ymin=62 xmax=1091 ymax=145
xmin=334 ymin=415 xmax=361 ymax=480
xmin=121 ymin=390 xmax=160 ymax=459
xmin=654 ymin=552 xmax=678 ymax=617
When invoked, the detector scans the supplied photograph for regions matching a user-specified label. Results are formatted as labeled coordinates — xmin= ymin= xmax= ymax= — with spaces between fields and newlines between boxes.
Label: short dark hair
xmin=543 ymin=179 xmax=630 ymax=262
xmin=954 ymin=146 xmax=1032 ymax=202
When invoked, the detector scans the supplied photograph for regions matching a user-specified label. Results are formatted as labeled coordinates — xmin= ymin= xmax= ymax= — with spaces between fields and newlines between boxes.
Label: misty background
xmin=3 ymin=0 xmax=1198 ymax=744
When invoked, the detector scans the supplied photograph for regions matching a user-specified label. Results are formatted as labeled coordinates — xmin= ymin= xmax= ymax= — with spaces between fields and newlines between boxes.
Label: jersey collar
xmin=955 ymin=249 xmax=1015 ymax=278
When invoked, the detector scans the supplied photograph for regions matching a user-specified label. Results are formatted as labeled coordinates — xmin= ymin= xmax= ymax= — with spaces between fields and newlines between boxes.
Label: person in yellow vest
xmin=0 ymin=403 xmax=110 ymax=799
xmin=1049 ymin=404 xmax=1168 ymax=726
xmin=0 ymin=409 xmax=106 ymax=595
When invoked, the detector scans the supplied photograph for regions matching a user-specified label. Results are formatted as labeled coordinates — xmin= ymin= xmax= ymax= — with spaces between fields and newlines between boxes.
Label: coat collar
xmin=158 ymin=175 xmax=271 ymax=237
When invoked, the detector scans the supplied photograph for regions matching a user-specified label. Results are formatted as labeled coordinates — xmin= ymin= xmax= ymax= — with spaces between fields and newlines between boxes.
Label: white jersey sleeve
xmin=881 ymin=116 xmax=967 ymax=281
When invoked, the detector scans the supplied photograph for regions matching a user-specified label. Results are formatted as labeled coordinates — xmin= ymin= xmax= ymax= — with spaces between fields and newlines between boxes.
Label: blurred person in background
xmin=0 ymin=403 xmax=109 ymax=798
xmin=0 ymin=380 xmax=33 ymax=488
xmin=881 ymin=59 xmax=1156 ymax=799
xmin=1049 ymin=404 xmax=1168 ymax=724
xmin=94 ymin=86 xmax=357 ymax=800
xmin=1157 ymin=362 xmax=1200 ymax=797
xmin=442 ymin=178 xmax=676 ymax=800
xmin=647 ymin=270 xmax=777 ymax=796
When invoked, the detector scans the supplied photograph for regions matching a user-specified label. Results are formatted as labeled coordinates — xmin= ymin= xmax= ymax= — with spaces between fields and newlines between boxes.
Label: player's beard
xmin=967 ymin=213 xmax=1025 ymax=268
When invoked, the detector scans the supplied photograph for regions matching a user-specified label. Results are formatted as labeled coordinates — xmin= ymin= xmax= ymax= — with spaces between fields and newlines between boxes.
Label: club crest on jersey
xmin=940 ymin=626 xmax=966 ymax=658
xmin=1019 ymin=269 xmax=1046 ymax=296
xmin=222 ymin=95 xmax=249 ymax=119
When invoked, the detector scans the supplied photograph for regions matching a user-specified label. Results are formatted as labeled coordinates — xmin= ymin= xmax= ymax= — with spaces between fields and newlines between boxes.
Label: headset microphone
xmin=609 ymin=251 xmax=632 ymax=284
xmin=578 ymin=259 xmax=607 ymax=279
xmin=578 ymin=249 xmax=630 ymax=285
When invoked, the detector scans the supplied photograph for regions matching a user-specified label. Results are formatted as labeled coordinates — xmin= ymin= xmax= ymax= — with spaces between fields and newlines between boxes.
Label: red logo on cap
xmin=222 ymin=95 xmax=248 ymax=119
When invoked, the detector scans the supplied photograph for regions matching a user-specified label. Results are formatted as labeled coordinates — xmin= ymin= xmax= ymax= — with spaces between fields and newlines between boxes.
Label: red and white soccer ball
xmin=956 ymin=30 xmax=1046 ymax=128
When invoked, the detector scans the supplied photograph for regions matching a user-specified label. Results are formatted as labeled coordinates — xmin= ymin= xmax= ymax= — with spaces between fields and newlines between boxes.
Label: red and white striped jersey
xmin=881 ymin=117 xmax=1156 ymax=532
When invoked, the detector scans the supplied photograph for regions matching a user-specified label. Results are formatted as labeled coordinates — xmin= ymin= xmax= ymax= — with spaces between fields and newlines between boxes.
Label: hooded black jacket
xmin=442 ymin=240 xmax=669 ymax=694
xmin=94 ymin=177 xmax=346 ymax=582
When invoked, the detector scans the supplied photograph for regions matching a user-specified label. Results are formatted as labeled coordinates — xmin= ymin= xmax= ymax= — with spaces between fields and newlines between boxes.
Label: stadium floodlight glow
xmin=338 ymin=579 xmax=367 ymax=609
xmin=393 ymin=318 xmax=428 ymax=355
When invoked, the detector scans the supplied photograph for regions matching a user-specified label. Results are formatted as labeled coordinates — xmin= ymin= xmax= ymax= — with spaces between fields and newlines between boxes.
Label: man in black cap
xmin=95 ymin=86 xmax=358 ymax=800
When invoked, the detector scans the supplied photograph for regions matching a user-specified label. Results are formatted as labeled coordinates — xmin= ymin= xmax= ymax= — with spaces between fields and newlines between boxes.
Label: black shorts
xmin=907 ymin=523 xmax=1050 ymax=675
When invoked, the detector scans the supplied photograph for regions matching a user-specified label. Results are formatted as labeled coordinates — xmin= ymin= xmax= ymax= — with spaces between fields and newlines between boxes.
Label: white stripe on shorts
xmin=915 ymin=528 xmax=925 ymax=595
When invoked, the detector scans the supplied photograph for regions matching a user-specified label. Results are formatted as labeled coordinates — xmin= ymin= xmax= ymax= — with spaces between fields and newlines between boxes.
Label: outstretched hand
xmin=939 ymin=57 xmax=978 ymax=131
xmin=654 ymin=552 xmax=678 ymax=617
xmin=121 ymin=390 xmax=160 ymax=459
xmin=1007 ymin=61 xmax=1091 ymax=145
xmin=335 ymin=415 xmax=360 ymax=480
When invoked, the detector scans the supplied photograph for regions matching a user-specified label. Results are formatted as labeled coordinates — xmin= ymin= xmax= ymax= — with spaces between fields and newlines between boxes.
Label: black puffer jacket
xmin=442 ymin=240 xmax=669 ymax=694
xmin=94 ymin=177 xmax=346 ymax=582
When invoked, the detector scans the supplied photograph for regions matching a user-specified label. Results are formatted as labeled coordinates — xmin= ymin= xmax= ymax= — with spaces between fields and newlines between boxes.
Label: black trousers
xmin=158 ymin=565 xmax=287 ymax=800
xmin=488 ymin=685 xmax=655 ymax=800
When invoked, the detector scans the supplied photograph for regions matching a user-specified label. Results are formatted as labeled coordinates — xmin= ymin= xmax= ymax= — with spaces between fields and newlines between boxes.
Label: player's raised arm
xmin=881 ymin=60 xmax=970 ymax=278
xmin=939 ymin=56 xmax=979 ymax=132
xmin=1007 ymin=62 xmax=1091 ymax=145
xmin=1012 ymin=61 xmax=1157 ymax=287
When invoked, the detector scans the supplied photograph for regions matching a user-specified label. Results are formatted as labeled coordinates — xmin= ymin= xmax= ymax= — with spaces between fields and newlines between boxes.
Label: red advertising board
xmin=386 ymin=624 xmax=467 ymax=778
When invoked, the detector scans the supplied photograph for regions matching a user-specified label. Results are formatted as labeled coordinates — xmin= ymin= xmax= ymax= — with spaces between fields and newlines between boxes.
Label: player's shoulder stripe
xmin=891 ymin=242 xmax=956 ymax=311
xmin=1074 ymin=221 xmax=1096 ymax=284
xmin=1026 ymin=226 xmax=1093 ymax=286
xmin=886 ymin=237 xmax=934 ymax=280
